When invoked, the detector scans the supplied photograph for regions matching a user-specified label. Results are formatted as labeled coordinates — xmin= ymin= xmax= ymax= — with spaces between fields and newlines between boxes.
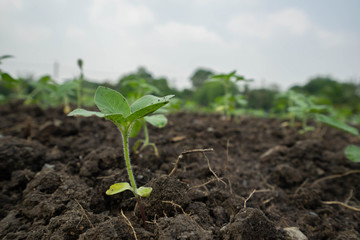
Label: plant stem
xmin=121 ymin=127 xmax=147 ymax=228
xmin=121 ymin=129 xmax=138 ymax=197
xmin=143 ymin=123 xmax=149 ymax=146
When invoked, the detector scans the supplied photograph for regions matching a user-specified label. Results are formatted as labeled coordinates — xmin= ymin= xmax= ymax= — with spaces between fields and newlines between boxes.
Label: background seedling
xmin=208 ymin=70 xmax=251 ymax=118
xmin=76 ymin=59 xmax=84 ymax=108
xmin=316 ymin=114 xmax=360 ymax=162
xmin=68 ymin=86 xmax=173 ymax=225
xmin=120 ymin=78 xmax=169 ymax=157
xmin=281 ymin=90 xmax=328 ymax=133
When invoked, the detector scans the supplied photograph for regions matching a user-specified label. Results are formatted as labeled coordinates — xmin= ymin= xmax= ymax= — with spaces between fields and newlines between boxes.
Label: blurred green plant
xmin=208 ymin=70 xmax=251 ymax=117
xmin=276 ymin=90 xmax=328 ymax=133
xmin=120 ymin=78 xmax=170 ymax=157
xmin=316 ymin=114 xmax=360 ymax=162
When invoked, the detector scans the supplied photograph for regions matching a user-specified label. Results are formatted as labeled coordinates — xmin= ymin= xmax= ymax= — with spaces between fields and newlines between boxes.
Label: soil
xmin=1 ymin=101 xmax=360 ymax=240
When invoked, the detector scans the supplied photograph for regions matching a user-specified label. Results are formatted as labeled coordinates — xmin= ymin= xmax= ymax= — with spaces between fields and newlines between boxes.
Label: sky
xmin=1 ymin=0 xmax=360 ymax=90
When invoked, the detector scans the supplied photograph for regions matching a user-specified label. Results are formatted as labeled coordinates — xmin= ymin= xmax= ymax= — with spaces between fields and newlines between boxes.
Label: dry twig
xmin=168 ymin=148 xmax=214 ymax=177
xmin=202 ymin=152 xmax=227 ymax=186
xmin=322 ymin=201 xmax=360 ymax=212
xmin=225 ymin=139 xmax=233 ymax=194
xmin=74 ymin=199 xmax=94 ymax=228
xmin=189 ymin=177 xmax=224 ymax=190
xmin=120 ymin=209 xmax=138 ymax=240
xmin=311 ymin=170 xmax=360 ymax=188
xmin=244 ymin=189 xmax=271 ymax=208
xmin=161 ymin=201 xmax=190 ymax=217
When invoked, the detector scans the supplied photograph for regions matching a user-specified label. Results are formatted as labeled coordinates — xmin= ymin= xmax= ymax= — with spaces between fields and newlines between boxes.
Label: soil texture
xmin=1 ymin=101 xmax=360 ymax=240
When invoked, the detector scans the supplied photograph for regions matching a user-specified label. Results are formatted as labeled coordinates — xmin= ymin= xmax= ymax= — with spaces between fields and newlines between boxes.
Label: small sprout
xmin=208 ymin=70 xmax=251 ymax=117
xmin=68 ymin=86 xmax=173 ymax=198
xmin=316 ymin=114 xmax=360 ymax=162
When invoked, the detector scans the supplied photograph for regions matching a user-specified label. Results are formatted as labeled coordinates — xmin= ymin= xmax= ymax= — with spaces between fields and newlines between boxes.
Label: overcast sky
xmin=1 ymin=0 xmax=359 ymax=90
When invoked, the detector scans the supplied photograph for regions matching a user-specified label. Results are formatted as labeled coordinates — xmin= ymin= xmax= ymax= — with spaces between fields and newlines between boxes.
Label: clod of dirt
xmin=24 ymin=169 xmax=62 ymax=195
xmin=156 ymin=214 xmax=212 ymax=240
xmin=273 ymin=164 xmax=304 ymax=188
xmin=47 ymin=209 xmax=92 ymax=238
xmin=8 ymin=169 xmax=35 ymax=190
xmin=79 ymin=216 xmax=154 ymax=240
xmin=292 ymin=188 xmax=321 ymax=209
xmin=0 ymin=136 xmax=46 ymax=180
xmin=334 ymin=230 xmax=360 ymax=240
xmin=186 ymin=202 xmax=213 ymax=229
xmin=221 ymin=207 xmax=284 ymax=240
xmin=142 ymin=175 xmax=190 ymax=218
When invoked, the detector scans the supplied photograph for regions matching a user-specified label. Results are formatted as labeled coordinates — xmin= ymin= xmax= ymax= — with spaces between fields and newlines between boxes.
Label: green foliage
xmin=316 ymin=114 xmax=360 ymax=162
xmin=208 ymin=70 xmax=251 ymax=117
xmin=247 ymin=88 xmax=279 ymax=111
xmin=315 ymin=114 xmax=359 ymax=136
xmin=345 ymin=145 xmax=360 ymax=162
xmin=291 ymin=76 xmax=360 ymax=114
xmin=277 ymin=90 xmax=328 ymax=133
xmin=69 ymin=86 xmax=173 ymax=197
xmin=116 ymin=76 xmax=171 ymax=156
xmin=190 ymin=68 xmax=214 ymax=89
xmin=0 ymin=55 xmax=13 ymax=65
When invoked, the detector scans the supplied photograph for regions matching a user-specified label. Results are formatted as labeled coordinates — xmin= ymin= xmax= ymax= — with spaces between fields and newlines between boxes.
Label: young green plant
xmin=209 ymin=70 xmax=250 ymax=117
xmin=68 ymin=86 xmax=173 ymax=197
xmin=76 ymin=59 xmax=84 ymax=108
xmin=285 ymin=90 xmax=328 ymax=133
xmin=120 ymin=78 xmax=168 ymax=157
xmin=316 ymin=114 xmax=360 ymax=162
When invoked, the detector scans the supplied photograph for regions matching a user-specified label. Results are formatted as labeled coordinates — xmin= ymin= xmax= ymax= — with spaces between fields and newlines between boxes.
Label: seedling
xmin=68 ymin=86 xmax=173 ymax=198
xmin=316 ymin=114 xmax=360 ymax=162
xmin=283 ymin=90 xmax=328 ymax=133
xmin=209 ymin=70 xmax=250 ymax=117
xmin=76 ymin=59 xmax=84 ymax=108
xmin=121 ymin=78 xmax=168 ymax=157
xmin=132 ymin=114 xmax=168 ymax=157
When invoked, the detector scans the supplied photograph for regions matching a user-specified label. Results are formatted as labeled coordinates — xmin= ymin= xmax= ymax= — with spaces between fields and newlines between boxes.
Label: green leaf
xmin=316 ymin=114 xmax=359 ymax=136
xmin=1 ymin=73 xmax=16 ymax=84
xmin=126 ymin=95 xmax=174 ymax=123
xmin=106 ymin=182 xmax=133 ymax=195
xmin=130 ymin=95 xmax=172 ymax=112
xmin=129 ymin=119 xmax=143 ymax=138
xmin=94 ymin=86 xmax=130 ymax=115
xmin=145 ymin=114 xmax=168 ymax=128
xmin=345 ymin=145 xmax=360 ymax=162
xmin=136 ymin=186 xmax=152 ymax=197
xmin=104 ymin=113 xmax=126 ymax=126
xmin=68 ymin=108 xmax=105 ymax=117
xmin=77 ymin=59 xmax=83 ymax=70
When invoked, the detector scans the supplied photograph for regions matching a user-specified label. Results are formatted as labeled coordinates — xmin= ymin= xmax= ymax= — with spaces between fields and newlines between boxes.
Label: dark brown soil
xmin=1 ymin=101 xmax=360 ymax=240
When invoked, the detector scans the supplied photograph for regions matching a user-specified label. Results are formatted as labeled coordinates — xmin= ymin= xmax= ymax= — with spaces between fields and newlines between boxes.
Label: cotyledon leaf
xmin=106 ymin=182 xmax=133 ymax=195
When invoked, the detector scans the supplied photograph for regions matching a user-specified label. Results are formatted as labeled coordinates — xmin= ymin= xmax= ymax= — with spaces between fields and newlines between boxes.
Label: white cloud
xmin=65 ymin=26 xmax=86 ymax=40
xmin=0 ymin=0 xmax=23 ymax=11
xmin=227 ymin=7 xmax=349 ymax=48
xmin=228 ymin=8 xmax=310 ymax=39
xmin=315 ymin=29 xmax=347 ymax=48
xmin=14 ymin=24 xmax=52 ymax=43
xmin=89 ymin=0 xmax=155 ymax=29
xmin=154 ymin=22 xmax=223 ymax=45
xmin=268 ymin=9 xmax=310 ymax=35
